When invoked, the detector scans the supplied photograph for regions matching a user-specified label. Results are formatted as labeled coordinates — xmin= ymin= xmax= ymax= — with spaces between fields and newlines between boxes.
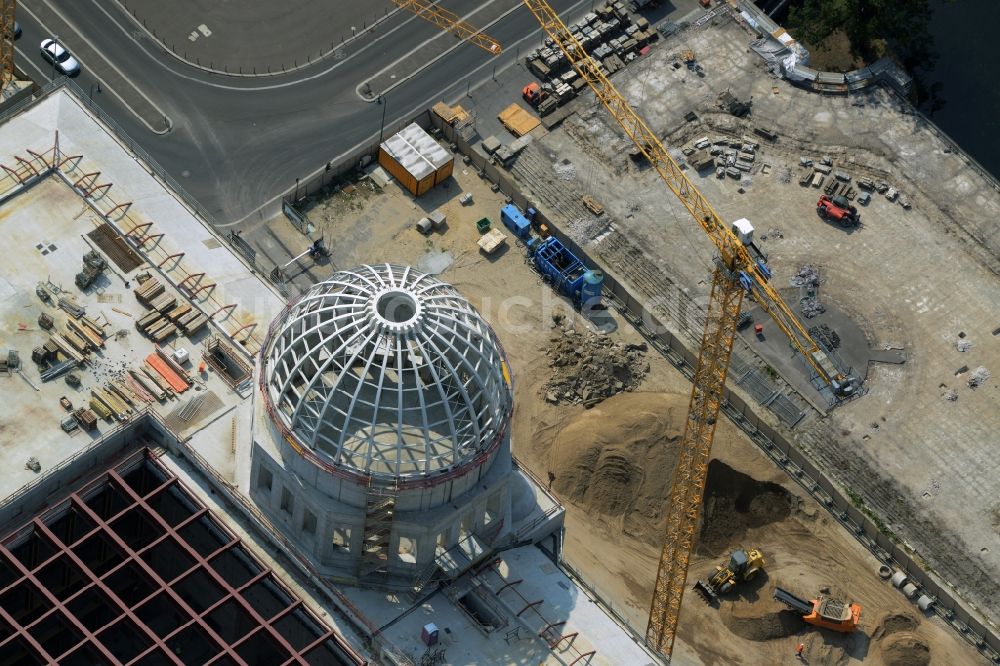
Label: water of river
xmin=924 ymin=0 xmax=1000 ymax=179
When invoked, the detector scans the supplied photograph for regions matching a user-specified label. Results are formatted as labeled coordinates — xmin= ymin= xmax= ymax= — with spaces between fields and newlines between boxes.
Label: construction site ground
xmin=253 ymin=155 xmax=984 ymax=664
xmin=463 ymin=7 xmax=1000 ymax=641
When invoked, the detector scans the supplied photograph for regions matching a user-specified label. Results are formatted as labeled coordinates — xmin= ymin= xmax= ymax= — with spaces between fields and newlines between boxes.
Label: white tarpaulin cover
xmin=380 ymin=123 xmax=452 ymax=182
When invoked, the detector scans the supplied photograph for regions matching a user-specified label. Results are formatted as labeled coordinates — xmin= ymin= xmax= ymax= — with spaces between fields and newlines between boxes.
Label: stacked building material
xmin=156 ymin=347 xmax=192 ymax=384
xmin=39 ymin=359 xmax=77 ymax=382
xmin=149 ymin=294 xmax=177 ymax=314
xmin=136 ymin=311 xmax=163 ymax=332
xmin=88 ymin=397 xmax=111 ymax=420
xmin=177 ymin=311 xmax=208 ymax=335
xmin=91 ymin=388 xmax=131 ymax=422
xmin=108 ymin=380 xmax=138 ymax=407
xmin=60 ymin=328 xmax=91 ymax=354
xmin=134 ymin=278 xmax=165 ymax=304
xmin=145 ymin=352 xmax=189 ymax=393
xmin=49 ymin=334 xmax=86 ymax=364
xmin=147 ymin=320 xmax=177 ymax=343
xmin=67 ymin=319 xmax=104 ymax=350
xmin=137 ymin=366 xmax=174 ymax=398
xmin=130 ymin=368 xmax=167 ymax=401
xmin=73 ymin=407 xmax=98 ymax=431
xmin=58 ymin=296 xmax=85 ymax=318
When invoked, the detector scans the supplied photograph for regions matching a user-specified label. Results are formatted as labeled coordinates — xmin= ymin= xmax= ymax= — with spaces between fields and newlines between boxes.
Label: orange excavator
xmin=774 ymin=586 xmax=862 ymax=632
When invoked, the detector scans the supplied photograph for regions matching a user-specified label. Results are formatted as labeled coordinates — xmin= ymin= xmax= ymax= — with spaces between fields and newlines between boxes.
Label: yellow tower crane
xmin=391 ymin=0 xmax=502 ymax=55
xmin=519 ymin=1 xmax=857 ymax=661
xmin=0 ymin=0 xmax=14 ymax=89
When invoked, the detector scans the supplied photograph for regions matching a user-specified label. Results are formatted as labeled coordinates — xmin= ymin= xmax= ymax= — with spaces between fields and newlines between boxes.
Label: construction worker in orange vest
xmin=795 ymin=642 xmax=805 ymax=659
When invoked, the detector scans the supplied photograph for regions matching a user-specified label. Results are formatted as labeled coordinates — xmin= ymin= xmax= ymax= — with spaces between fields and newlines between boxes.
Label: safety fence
xmin=427 ymin=112 xmax=1000 ymax=662
xmin=281 ymin=112 xmax=436 ymax=227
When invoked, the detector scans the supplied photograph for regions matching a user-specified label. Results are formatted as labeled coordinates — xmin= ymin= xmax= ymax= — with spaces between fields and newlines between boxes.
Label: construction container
xmin=500 ymin=204 xmax=531 ymax=238
xmin=378 ymin=123 xmax=454 ymax=197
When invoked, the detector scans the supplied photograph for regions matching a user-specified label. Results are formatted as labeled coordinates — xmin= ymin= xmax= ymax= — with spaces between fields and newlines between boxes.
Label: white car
xmin=40 ymin=38 xmax=80 ymax=76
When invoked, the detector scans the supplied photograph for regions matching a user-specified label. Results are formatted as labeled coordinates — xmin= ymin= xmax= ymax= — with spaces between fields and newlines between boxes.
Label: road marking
xmin=359 ymin=0 xmax=522 ymax=100
xmin=87 ymin=0 xmax=447 ymax=92
xmin=355 ymin=0 xmax=517 ymax=99
xmin=21 ymin=0 xmax=173 ymax=134
xmin=221 ymin=0 xmax=593 ymax=228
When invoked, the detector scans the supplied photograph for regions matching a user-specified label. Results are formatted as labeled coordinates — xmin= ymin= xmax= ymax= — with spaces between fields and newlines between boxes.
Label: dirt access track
xmin=257 ymin=157 xmax=985 ymax=663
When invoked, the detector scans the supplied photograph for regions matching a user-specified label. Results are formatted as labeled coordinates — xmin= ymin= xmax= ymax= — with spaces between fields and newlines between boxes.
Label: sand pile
xmin=698 ymin=460 xmax=792 ymax=555
xmin=881 ymin=634 xmax=931 ymax=666
xmin=873 ymin=613 xmax=930 ymax=666
xmin=546 ymin=392 xmax=683 ymax=544
xmin=546 ymin=395 xmax=794 ymax=548
xmin=720 ymin=594 xmax=805 ymax=641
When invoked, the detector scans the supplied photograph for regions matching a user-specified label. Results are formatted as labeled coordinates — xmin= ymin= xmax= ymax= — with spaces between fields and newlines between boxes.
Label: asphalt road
xmin=15 ymin=0 xmax=596 ymax=226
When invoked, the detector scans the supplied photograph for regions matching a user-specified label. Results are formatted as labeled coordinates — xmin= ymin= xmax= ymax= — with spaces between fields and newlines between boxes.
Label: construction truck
xmin=774 ymin=586 xmax=862 ymax=632
xmin=522 ymin=82 xmax=547 ymax=107
xmin=694 ymin=547 xmax=765 ymax=603
xmin=816 ymin=194 xmax=859 ymax=226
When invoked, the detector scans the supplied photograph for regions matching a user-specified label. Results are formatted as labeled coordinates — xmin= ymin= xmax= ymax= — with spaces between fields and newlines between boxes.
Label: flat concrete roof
xmin=0 ymin=89 xmax=285 ymax=354
xmin=0 ymin=88 xmax=288 ymax=501
xmin=346 ymin=543 xmax=657 ymax=665
xmin=0 ymin=173 xmax=248 ymax=500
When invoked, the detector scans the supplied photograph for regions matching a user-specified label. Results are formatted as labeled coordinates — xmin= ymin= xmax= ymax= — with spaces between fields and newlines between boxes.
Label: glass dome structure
xmin=261 ymin=264 xmax=512 ymax=480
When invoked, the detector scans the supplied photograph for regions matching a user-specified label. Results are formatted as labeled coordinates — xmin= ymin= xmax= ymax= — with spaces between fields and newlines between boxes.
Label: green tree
xmin=785 ymin=0 xmax=941 ymax=65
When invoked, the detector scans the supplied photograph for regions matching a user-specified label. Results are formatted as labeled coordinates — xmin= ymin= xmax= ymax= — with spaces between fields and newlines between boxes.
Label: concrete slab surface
xmin=346 ymin=543 xmax=657 ymax=665
xmin=0 ymin=176 xmax=245 ymax=500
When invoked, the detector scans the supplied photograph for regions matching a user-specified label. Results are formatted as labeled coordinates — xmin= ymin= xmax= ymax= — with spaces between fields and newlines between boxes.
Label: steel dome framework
xmin=262 ymin=264 xmax=511 ymax=480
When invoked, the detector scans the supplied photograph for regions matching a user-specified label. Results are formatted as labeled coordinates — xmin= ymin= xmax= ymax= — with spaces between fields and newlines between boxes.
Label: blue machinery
xmin=500 ymin=203 xmax=605 ymax=309
xmin=529 ymin=236 xmax=605 ymax=309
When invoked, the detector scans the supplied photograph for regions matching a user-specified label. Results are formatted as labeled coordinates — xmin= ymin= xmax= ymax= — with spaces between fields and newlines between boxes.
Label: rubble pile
xmin=968 ymin=366 xmax=990 ymax=389
xmin=791 ymin=264 xmax=821 ymax=288
xmin=543 ymin=326 xmax=649 ymax=406
xmin=800 ymin=297 xmax=826 ymax=319
xmin=808 ymin=324 xmax=841 ymax=350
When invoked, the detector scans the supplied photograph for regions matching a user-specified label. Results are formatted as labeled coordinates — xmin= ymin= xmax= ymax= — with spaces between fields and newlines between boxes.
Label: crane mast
xmin=391 ymin=0 xmax=502 ymax=55
xmin=518 ymin=0 xmax=857 ymax=660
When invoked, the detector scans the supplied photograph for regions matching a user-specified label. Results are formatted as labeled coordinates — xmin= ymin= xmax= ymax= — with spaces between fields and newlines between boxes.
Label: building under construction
xmin=0 ymin=83 xmax=659 ymax=665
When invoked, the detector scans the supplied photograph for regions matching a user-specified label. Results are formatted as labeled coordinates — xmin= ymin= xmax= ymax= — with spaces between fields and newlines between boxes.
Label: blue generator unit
xmin=500 ymin=203 xmax=532 ymax=238
xmin=530 ymin=236 xmax=604 ymax=308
